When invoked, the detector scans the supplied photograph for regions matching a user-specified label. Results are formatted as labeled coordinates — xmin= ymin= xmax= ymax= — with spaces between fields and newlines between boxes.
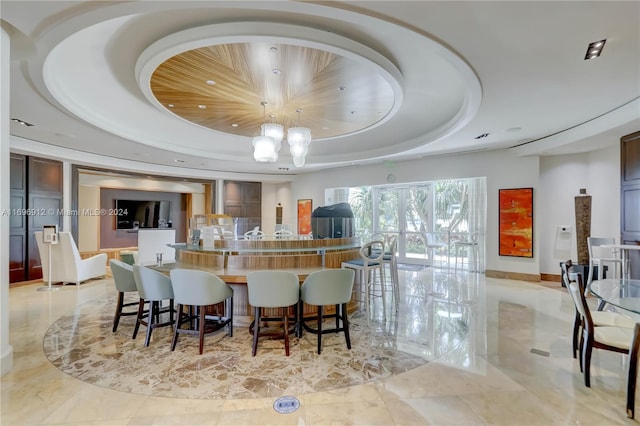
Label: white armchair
xmin=35 ymin=231 xmax=107 ymax=285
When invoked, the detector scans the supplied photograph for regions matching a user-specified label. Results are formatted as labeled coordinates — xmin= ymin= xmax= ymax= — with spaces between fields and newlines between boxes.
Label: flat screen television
xmin=115 ymin=200 xmax=171 ymax=229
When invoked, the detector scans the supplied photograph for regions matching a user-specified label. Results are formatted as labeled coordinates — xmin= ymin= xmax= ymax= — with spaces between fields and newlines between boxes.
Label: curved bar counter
xmin=162 ymin=237 xmax=361 ymax=324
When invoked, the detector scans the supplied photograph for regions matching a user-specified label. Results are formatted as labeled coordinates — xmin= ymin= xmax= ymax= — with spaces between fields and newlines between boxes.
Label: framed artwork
xmin=297 ymin=199 xmax=312 ymax=235
xmin=499 ymin=188 xmax=533 ymax=257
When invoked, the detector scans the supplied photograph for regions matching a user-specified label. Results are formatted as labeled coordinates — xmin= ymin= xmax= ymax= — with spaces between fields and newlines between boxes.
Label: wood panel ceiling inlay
xmin=150 ymin=43 xmax=396 ymax=140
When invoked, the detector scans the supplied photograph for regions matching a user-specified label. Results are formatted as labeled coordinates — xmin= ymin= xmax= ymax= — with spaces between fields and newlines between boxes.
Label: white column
xmin=1 ymin=27 xmax=14 ymax=376
xmin=215 ymin=179 xmax=224 ymax=214
xmin=62 ymin=161 xmax=72 ymax=232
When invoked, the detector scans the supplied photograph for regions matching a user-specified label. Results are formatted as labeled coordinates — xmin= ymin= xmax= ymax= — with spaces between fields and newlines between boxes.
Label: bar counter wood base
xmin=163 ymin=237 xmax=361 ymax=326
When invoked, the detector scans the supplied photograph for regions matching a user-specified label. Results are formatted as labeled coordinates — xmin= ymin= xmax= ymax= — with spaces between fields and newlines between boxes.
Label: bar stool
xmin=587 ymin=237 xmax=622 ymax=286
xmin=454 ymin=231 xmax=479 ymax=271
xmin=169 ymin=269 xmax=233 ymax=354
xmin=246 ymin=271 xmax=300 ymax=356
xmin=109 ymin=259 xmax=144 ymax=332
xmin=382 ymin=235 xmax=399 ymax=312
xmin=341 ymin=240 xmax=386 ymax=321
xmin=132 ymin=265 xmax=175 ymax=347
xmin=300 ymin=269 xmax=355 ymax=354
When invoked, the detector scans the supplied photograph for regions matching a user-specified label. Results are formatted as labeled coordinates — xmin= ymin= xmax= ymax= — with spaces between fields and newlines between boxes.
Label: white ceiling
xmin=2 ymin=1 xmax=639 ymax=177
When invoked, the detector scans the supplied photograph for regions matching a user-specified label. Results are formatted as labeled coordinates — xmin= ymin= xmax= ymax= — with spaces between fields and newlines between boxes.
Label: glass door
xmin=372 ymin=184 xmax=432 ymax=265
xmin=343 ymin=177 xmax=486 ymax=270
xmin=404 ymin=184 xmax=433 ymax=264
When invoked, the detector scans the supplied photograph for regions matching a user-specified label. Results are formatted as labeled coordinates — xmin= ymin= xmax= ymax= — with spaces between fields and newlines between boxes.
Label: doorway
xmin=331 ymin=177 xmax=486 ymax=271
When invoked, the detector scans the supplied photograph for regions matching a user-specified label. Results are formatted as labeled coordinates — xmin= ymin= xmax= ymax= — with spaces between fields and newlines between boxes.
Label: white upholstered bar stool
xmin=454 ymin=231 xmax=479 ymax=271
xmin=587 ymin=237 xmax=622 ymax=286
xmin=382 ymin=235 xmax=399 ymax=312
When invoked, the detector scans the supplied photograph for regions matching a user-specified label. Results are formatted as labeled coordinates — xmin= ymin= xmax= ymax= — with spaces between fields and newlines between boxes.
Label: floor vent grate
xmin=530 ymin=348 xmax=550 ymax=357
xmin=273 ymin=396 xmax=300 ymax=414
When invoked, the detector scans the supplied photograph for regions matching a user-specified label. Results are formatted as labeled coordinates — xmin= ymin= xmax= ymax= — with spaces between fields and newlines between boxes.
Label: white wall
xmin=262 ymin=182 xmax=292 ymax=234
xmin=10 ymin=136 xmax=622 ymax=279
xmin=539 ymin=144 xmax=620 ymax=274
xmin=78 ymin=185 xmax=100 ymax=251
xmin=292 ymin=149 xmax=541 ymax=275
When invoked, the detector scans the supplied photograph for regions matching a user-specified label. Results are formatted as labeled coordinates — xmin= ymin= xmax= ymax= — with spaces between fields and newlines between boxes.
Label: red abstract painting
xmin=297 ymin=199 xmax=312 ymax=235
xmin=499 ymin=188 xmax=533 ymax=257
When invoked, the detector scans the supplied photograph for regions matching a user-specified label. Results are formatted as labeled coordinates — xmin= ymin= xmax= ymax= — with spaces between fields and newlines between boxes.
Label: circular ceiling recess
xmin=41 ymin=3 xmax=479 ymax=169
xmin=149 ymin=42 xmax=397 ymax=140
xmin=136 ymin=22 xmax=404 ymax=141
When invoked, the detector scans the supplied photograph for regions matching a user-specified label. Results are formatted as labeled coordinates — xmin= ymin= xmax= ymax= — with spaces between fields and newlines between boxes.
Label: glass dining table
xmin=589 ymin=278 xmax=640 ymax=315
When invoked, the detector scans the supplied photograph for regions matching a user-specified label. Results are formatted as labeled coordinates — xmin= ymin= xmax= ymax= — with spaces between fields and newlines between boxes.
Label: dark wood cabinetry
xmin=9 ymin=154 xmax=62 ymax=283
xmin=224 ymin=181 xmax=261 ymax=234
xmin=9 ymin=154 xmax=27 ymax=283
xmin=621 ymin=131 xmax=640 ymax=279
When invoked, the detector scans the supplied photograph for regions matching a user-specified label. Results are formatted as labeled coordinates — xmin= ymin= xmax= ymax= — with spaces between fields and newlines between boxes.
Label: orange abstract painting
xmin=297 ymin=199 xmax=312 ymax=235
xmin=499 ymin=188 xmax=533 ymax=257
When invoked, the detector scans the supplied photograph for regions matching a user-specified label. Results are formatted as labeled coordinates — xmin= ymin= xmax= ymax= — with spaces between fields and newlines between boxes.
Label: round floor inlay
xmin=43 ymin=296 xmax=429 ymax=399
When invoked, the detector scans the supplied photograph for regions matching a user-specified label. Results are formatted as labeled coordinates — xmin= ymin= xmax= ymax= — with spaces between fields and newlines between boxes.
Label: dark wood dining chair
xmin=568 ymin=272 xmax=640 ymax=418
xmin=561 ymin=260 xmax=635 ymax=360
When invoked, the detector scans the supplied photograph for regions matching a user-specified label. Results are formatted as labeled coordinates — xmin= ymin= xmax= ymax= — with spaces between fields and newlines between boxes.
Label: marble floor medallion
xmin=43 ymin=295 xmax=429 ymax=399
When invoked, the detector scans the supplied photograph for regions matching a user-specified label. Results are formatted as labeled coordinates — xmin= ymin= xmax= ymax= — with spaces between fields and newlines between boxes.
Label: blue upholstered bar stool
xmin=341 ymin=240 xmax=386 ymax=321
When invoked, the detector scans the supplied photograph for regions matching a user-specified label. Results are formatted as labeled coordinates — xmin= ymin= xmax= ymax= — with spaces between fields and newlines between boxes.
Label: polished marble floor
xmin=2 ymin=267 xmax=638 ymax=425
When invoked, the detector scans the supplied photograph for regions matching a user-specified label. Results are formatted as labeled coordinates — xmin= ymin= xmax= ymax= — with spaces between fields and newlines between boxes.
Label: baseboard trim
xmin=541 ymin=273 xmax=561 ymax=283
xmin=9 ymin=279 xmax=42 ymax=288
xmin=485 ymin=270 xmax=541 ymax=282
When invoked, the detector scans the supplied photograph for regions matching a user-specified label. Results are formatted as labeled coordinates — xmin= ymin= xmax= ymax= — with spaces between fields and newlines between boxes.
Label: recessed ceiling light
xmin=174 ymin=159 xmax=186 ymax=163
xmin=272 ymin=68 xmax=281 ymax=75
xmin=338 ymin=86 xmax=346 ymax=91
xmin=206 ymin=80 xmax=216 ymax=86
xmin=198 ymin=104 xmax=206 ymax=109
xmin=231 ymin=123 xmax=239 ymax=128
xmin=350 ymin=111 xmax=357 ymax=115
xmin=474 ymin=133 xmax=490 ymax=139
xmin=584 ymin=39 xmax=606 ymax=60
